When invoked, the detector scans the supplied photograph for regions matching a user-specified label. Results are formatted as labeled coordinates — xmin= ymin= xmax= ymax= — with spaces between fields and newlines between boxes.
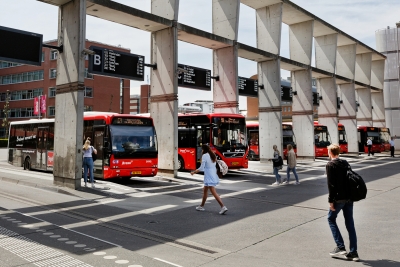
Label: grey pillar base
xmin=296 ymin=156 xmax=315 ymax=161
xmin=260 ymin=158 xmax=270 ymax=164
xmin=53 ymin=176 xmax=81 ymax=189
xmin=344 ymin=152 xmax=361 ymax=157
xmin=157 ymin=169 xmax=177 ymax=178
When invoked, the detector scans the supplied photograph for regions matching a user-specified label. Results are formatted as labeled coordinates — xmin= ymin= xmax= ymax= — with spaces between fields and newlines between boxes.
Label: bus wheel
xmin=178 ymin=157 xmax=184 ymax=171
xmin=24 ymin=158 xmax=31 ymax=171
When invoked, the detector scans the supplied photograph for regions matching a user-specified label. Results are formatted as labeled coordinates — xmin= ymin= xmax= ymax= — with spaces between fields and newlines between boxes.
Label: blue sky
xmin=1 ymin=0 xmax=399 ymax=110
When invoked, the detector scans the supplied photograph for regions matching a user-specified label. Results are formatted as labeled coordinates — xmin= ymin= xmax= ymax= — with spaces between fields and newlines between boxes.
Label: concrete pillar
xmin=53 ymin=0 xmax=86 ymax=189
xmin=289 ymin=20 xmax=314 ymax=159
xmin=371 ymin=91 xmax=385 ymax=127
xmin=356 ymin=87 xmax=372 ymax=126
xmin=256 ymin=3 xmax=282 ymax=161
xmin=338 ymin=83 xmax=358 ymax=154
xmin=258 ymin=60 xmax=282 ymax=162
xmin=371 ymin=60 xmax=385 ymax=89
xmin=150 ymin=27 xmax=178 ymax=178
xmin=151 ymin=0 xmax=179 ymax=20
xmin=212 ymin=0 xmax=240 ymax=113
xmin=292 ymin=70 xmax=314 ymax=159
xmin=355 ymin=52 xmax=372 ymax=85
xmin=315 ymin=34 xmax=338 ymax=144
xmin=256 ymin=3 xmax=283 ymax=55
xmin=336 ymin=44 xmax=356 ymax=80
xmin=317 ymin=78 xmax=338 ymax=144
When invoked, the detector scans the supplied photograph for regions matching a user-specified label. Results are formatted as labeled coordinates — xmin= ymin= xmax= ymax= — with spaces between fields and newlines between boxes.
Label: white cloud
xmin=1 ymin=0 xmax=398 ymax=110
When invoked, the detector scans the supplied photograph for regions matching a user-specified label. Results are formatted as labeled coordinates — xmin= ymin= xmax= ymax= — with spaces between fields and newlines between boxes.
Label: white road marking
xmin=154 ymin=257 xmax=183 ymax=267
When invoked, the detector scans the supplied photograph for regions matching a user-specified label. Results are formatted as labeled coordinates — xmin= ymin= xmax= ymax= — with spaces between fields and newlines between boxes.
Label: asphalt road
xmin=0 ymin=148 xmax=399 ymax=267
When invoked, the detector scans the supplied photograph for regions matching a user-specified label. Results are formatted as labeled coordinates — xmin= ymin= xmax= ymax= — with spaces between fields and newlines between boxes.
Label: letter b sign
xmin=94 ymin=54 xmax=101 ymax=66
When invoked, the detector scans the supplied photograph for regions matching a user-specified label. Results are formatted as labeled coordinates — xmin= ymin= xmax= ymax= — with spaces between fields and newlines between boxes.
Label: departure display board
xmin=89 ymin=46 xmax=144 ymax=81
xmin=0 ymin=26 xmax=42 ymax=66
xmin=313 ymin=92 xmax=320 ymax=106
xmin=177 ymin=64 xmax=211 ymax=91
xmin=281 ymin=86 xmax=293 ymax=101
xmin=238 ymin=77 xmax=258 ymax=97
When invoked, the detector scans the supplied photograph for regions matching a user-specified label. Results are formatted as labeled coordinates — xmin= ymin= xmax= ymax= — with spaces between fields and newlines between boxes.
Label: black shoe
xmin=345 ymin=251 xmax=360 ymax=262
xmin=330 ymin=247 xmax=347 ymax=257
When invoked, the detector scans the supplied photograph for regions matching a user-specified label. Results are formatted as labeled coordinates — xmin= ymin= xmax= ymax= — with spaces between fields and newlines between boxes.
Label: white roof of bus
xmin=10 ymin=118 xmax=55 ymax=125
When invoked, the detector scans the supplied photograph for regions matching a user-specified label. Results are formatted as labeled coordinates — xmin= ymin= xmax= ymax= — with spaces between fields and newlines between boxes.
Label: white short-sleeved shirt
xmin=197 ymin=153 xmax=220 ymax=187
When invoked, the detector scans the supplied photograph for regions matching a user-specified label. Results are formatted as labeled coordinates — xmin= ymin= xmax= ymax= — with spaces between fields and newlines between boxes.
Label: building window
xmin=284 ymin=107 xmax=287 ymax=112
xmin=49 ymin=107 xmax=55 ymax=116
xmin=84 ymin=106 xmax=93 ymax=111
xmin=49 ymin=69 xmax=57 ymax=79
xmin=50 ymin=50 xmax=58 ymax=60
xmin=0 ymin=70 xmax=44 ymax=85
xmin=0 ymin=61 xmax=22 ymax=69
xmin=288 ymin=107 xmax=291 ymax=112
xmin=85 ymin=68 xmax=93 ymax=79
xmin=42 ymin=52 xmax=45 ymax=62
xmin=84 ymin=87 xmax=93 ymax=98
xmin=49 ymin=87 xmax=56 ymax=98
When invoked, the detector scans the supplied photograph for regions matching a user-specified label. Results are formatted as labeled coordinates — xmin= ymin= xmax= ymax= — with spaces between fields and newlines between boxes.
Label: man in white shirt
xmin=366 ymin=138 xmax=373 ymax=156
xmin=389 ymin=137 xmax=395 ymax=157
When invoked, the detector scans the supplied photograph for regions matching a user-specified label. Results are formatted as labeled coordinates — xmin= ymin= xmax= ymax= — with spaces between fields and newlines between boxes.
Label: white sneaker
xmin=272 ymin=182 xmax=280 ymax=185
xmin=219 ymin=206 xmax=228 ymax=215
xmin=84 ymin=183 xmax=87 ymax=187
xmin=91 ymin=183 xmax=95 ymax=188
xmin=196 ymin=206 xmax=205 ymax=211
xmin=295 ymin=182 xmax=300 ymax=185
xmin=282 ymin=181 xmax=289 ymax=185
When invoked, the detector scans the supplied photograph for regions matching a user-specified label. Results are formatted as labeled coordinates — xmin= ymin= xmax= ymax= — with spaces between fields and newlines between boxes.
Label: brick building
xmin=0 ymin=40 xmax=131 ymax=137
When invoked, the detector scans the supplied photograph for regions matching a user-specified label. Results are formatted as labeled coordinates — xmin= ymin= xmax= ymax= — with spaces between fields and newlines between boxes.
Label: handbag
xmin=216 ymin=162 xmax=223 ymax=178
xmin=91 ymin=146 xmax=97 ymax=161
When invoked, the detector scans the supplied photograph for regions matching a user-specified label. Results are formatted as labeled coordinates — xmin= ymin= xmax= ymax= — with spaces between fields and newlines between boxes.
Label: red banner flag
xmin=40 ymin=95 xmax=46 ymax=113
xmin=33 ymin=97 xmax=39 ymax=115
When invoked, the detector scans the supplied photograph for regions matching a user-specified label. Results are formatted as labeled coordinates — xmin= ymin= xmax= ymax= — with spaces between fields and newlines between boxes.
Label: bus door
xmin=93 ymin=126 xmax=105 ymax=177
xmin=196 ymin=126 xmax=210 ymax=165
xmin=37 ymin=127 xmax=49 ymax=170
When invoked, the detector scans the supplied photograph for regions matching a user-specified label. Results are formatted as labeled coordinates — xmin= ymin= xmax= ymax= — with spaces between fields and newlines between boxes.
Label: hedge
xmin=0 ymin=139 xmax=8 ymax=148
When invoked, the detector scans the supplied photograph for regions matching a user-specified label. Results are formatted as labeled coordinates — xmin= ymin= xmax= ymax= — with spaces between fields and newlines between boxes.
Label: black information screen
xmin=281 ymin=86 xmax=293 ymax=101
xmin=89 ymin=46 xmax=144 ymax=81
xmin=238 ymin=77 xmax=258 ymax=97
xmin=313 ymin=92 xmax=320 ymax=106
xmin=0 ymin=26 xmax=42 ymax=66
xmin=177 ymin=64 xmax=211 ymax=91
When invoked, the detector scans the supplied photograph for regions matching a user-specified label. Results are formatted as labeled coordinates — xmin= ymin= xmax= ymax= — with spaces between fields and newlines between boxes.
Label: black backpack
xmin=346 ymin=163 xmax=367 ymax=202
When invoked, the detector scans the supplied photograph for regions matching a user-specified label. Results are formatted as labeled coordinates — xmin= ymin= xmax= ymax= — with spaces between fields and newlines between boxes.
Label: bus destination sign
xmin=112 ymin=117 xmax=152 ymax=126
xmin=178 ymin=64 xmax=211 ymax=91
xmin=238 ymin=77 xmax=258 ymax=97
xmin=89 ymin=46 xmax=144 ymax=81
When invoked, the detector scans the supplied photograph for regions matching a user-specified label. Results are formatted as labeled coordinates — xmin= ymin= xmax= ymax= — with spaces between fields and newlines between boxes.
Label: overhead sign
xmin=0 ymin=26 xmax=42 ymax=66
xmin=88 ymin=46 xmax=144 ymax=81
xmin=281 ymin=86 xmax=292 ymax=102
xmin=313 ymin=92 xmax=320 ymax=106
xmin=238 ymin=77 xmax=258 ymax=97
xmin=177 ymin=64 xmax=211 ymax=91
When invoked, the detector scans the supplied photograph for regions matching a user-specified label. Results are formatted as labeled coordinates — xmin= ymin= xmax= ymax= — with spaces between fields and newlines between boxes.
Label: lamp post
xmin=2 ymin=90 xmax=10 ymax=138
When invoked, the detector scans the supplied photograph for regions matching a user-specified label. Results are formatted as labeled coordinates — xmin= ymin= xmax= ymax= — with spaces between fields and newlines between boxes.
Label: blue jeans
xmin=273 ymin=167 xmax=281 ymax=183
xmin=83 ymin=157 xmax=94 ymax=184
xmin=327 ymin=202 xmax=357 ymax=253
xmin=286 ymin=167 xmax=299 ymax=183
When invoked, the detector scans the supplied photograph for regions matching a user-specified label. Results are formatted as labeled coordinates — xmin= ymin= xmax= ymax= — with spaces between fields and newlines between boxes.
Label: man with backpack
xmin=326 ymin=144 xmax=359 ymax=262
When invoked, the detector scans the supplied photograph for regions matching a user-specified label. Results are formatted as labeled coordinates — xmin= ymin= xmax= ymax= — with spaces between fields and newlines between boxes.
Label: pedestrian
xmin=366 ymin=138 xmax=373 ymax=156
xmin=269 ymin=145 xmax=283 ymax=185
xmin=82 ymin=139 xmax=97 ymax=188
xmin=389 ymin=137 xmax=395 ymax=157
xmin=284 ymin=144 xmax=299 ymax=185
xmin=326 ymin=144 xmax=359 ymax=262
xmin=190 ymin=144 xmax=228 ymax=215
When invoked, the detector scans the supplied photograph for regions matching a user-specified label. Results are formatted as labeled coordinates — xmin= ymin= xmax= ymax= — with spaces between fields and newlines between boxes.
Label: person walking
xmin=389 ymin=137 xmax=395 ymax=157
xmin=284 ymin=144 xmax=299 ymax=185
xmin=366 ymin=138 xmax=373 ymax=156
xmin=191 ymin=144 xmax=228 ymax=215
xmin=269 ymin=145 xmax=283 ymax=185
xmin=82 ymin=139 xmax=97 ymax=188
xmin=326 ymin=144 xmax=359 ymax=262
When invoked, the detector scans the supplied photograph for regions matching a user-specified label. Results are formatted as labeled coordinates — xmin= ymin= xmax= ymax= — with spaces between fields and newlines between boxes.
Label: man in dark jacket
xmin=326 ymin=144 xmax=359 ymax=262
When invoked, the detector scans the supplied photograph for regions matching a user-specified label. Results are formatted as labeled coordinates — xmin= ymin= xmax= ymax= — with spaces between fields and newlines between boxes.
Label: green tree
xmin=2 ymin=90 xmax=10 ymax=138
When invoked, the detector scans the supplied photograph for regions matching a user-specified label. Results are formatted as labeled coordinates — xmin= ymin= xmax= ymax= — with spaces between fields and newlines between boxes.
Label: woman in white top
xmin=82 ymin=139 xmax=97 ymax=188
xmin=191 ymin=144 xmax=228 ymax=215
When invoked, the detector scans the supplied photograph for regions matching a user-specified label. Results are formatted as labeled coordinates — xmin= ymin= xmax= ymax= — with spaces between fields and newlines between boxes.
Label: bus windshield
xmin=380 ymin=131 xmax=390 ymax=144
xmin=212 ymin=117 xmax=247 ymax=148
xmin=283 ymin=129 xmax=296 ymax=147
xmin=367 ymin=131 xmax=381 ymax=144
xmin=110 ymin=125 xmax=157 ymax=158
xmin=315 ymin=127 xmax=331 ymax=147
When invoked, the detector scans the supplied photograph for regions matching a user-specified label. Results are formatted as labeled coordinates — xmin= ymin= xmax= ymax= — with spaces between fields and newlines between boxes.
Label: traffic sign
xmin=0 ymin=26 xmax=42 ymax=66
xmin=178 ymin=64 xmax=211 ymax=91
xmin=238 ymin=77 xmax=258 ymax=97
xmin=88 ymin=46 xmax=144 ymax=81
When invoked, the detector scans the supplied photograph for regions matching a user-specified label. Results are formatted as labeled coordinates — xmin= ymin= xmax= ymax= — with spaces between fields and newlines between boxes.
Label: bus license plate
xmin=131 ymin=171 xmax=142 ymax=175
xmin=232 ymin=162 xmax=239 ymax=166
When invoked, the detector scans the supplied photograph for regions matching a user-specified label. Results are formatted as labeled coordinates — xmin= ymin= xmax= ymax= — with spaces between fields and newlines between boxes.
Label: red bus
xmin=8 ymin=112 xmax=158 ymax=179
xmin=246 ymin=121 xmax=297 ymax=160
xmin=338 ymin=123 xmax=348 ymax=153
xmin=314 ymin=121 xmax=331 ymax=157
xmin=379 ymin=127 xmax=391 ymax=152
xmin=357 ymin=126 xmax=383 ymax=154
xmin=178 ymin=113 xmax=248 ymax=170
